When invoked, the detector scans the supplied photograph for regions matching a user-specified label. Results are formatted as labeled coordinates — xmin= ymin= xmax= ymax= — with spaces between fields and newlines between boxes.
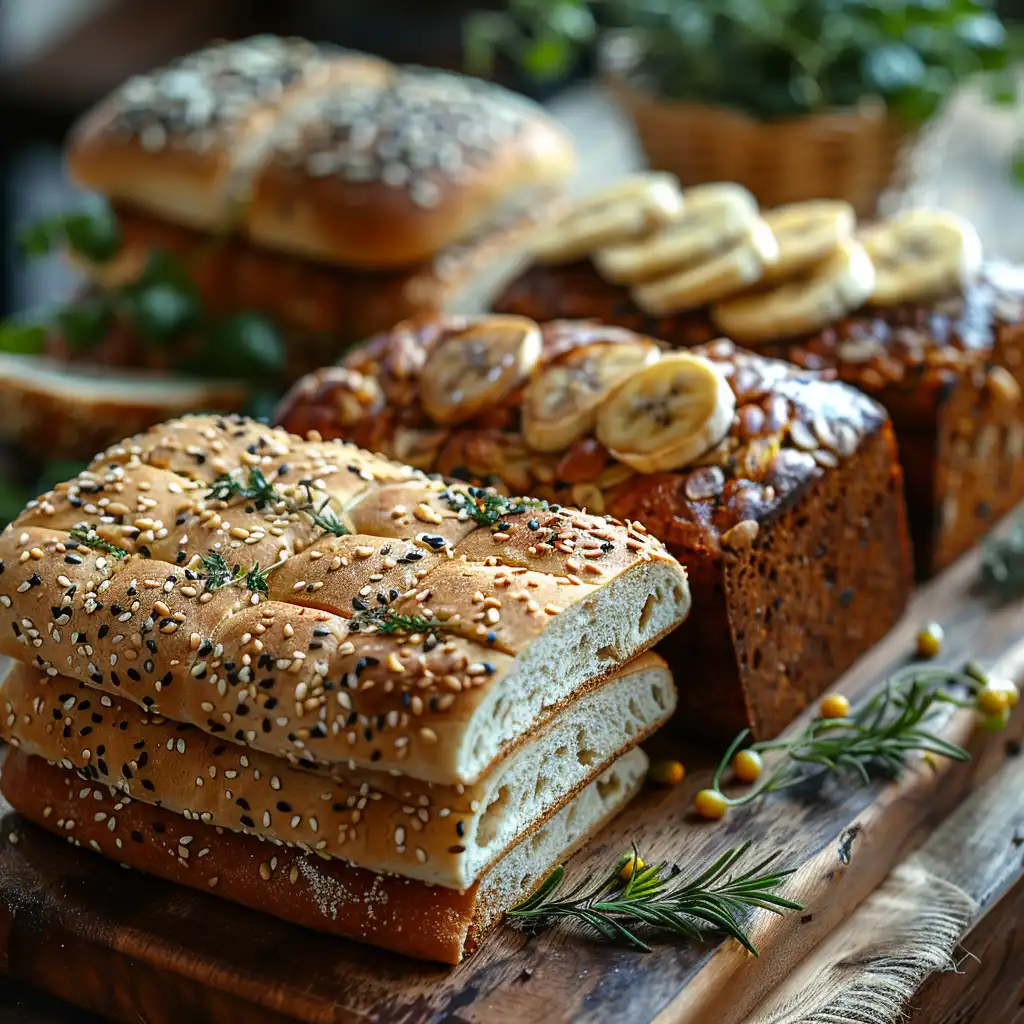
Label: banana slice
xmin=862 ymin=209 xmax=983 ymax=307
xmin=595 ymin=353 xmax=736 ymax=474
xmin=523 ymin=339 xmax=661 ymax=453
xmin=531 ymin=173 xmax=684 ymax=264
xmin=761 ymin=200 xmax=856 ymax=282
xmin=631 ymin=219 xmax=779 ymax=315
xmin=711 ymin=236 xmax=876 ymax=343
xmin=593 ymin=182 xmax=759 ymax=284
xmin=419 ymin=316 xmax=542 ymax=425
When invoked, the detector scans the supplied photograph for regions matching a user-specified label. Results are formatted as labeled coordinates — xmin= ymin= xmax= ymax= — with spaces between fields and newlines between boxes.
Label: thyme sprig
xmin=348 ymin=605 xmax=450 ymax=640
xmin=68 ymin=524 xmax=127 ymax=559
xmin=207 ymin=468 xmax=349 ymax=538
xmin=508 ymin=841 xmax=802 ymax=954
xmin=979 ymin=507 xmax=1024 ymax=599
xmin=706 ymin=666 xmax=981 ymax=812
xmin=197 ymin=551 xmax=283 ymax=596
xmin=442 ymin=486 xmax=551 ymax=529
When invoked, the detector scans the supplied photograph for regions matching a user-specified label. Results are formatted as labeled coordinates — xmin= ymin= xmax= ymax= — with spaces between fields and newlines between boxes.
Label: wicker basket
xmin=608 ymin=77 xmax=914 ymax=216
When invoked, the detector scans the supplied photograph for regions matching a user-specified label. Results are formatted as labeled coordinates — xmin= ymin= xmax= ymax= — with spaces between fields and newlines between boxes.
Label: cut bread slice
xmin=0 ymin=354 xmax=248 ymax=462
xmin=0 ymin=415 xmax=691 ymax=785
xmin=1 ymin=747 xmax=648 ymax=963
xmin=0 ymin=655 xmax=673 ymax=889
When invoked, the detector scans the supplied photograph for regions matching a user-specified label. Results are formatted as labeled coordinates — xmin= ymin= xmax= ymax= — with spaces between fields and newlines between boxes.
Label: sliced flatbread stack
xmin=0 ymin=414 xmax=690 ymax=962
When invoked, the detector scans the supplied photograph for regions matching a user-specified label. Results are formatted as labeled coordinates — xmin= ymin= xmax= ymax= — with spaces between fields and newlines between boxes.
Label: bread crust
xmin=0 ymin=747 xmax=646 ymax=963
xmin=244 ymin=68 xmax=574 ymax=267
xmin=0 ymin=653 xmax=671 ymax=888
xmin=67 ymin=38 xmax=389 ymax=232
xmin=0 ymin=415 xmax=688 ymax=783
xmin=0 ymin=354 xmax=248 ymax=462
xmin=274 ymin=318 xmax=914 ymax=741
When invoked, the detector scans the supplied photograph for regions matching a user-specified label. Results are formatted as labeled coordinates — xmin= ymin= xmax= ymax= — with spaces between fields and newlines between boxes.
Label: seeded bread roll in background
xmin=1 ymin=747 xmax=648 ymax=963
xmin=67 ymin=37 xmax=392 ymax=232
xmin=0 ymin=415 xmax=689 ymax=785
xmin=243 ymin=68 xmax=576 ymax=268
xmin=0 ymin=654 xmax=672 ymax=889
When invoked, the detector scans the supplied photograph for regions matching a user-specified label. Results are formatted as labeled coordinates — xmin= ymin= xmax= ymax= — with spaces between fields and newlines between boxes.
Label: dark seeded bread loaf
xmin=1 ymin=747 xmax=647 ymax=964
xmin=275 ymin=318 xmax=913 ymax=741
xmin=492 ymin=258 xmax=1024 ymax=577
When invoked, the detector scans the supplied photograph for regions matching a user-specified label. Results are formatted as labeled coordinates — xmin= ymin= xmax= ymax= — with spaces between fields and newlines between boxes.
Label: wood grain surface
xmin=0 ymin=503 xmax=1021 ymax=1024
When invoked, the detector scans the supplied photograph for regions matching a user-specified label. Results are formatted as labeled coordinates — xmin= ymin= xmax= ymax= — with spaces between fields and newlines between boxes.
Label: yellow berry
xmin=915 ymin=622 xmax=944 ymax=659
xmin=732 ymin=749 xmax=763 ymax=783
xmin=693 ymin=789 xmax=730 ymax=821
xmin=648 ymin=759 xmax=686 ymax=786
xmin=981 ymin=708 xmax=1011 ymax=732
xmin=977 ymin=686 xmax=1010 ymax=716
xmin=619 ymin=853 xmax=644 ymax=882
xmin=985 ymin=678 xmax=1019 ymax=709
xmin=819 ymin=693 xmax=851 ymax=719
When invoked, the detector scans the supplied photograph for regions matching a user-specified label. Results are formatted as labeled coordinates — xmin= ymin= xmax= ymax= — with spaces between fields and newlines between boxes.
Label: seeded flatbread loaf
xmin=0 ymin=654 xmax=672 ymax=889
xmin=0 ymin=415 xmax=689 ymax=784
xmin=1 ymin=747 xmax=647 ymax=963
xmin=66 ymin=36 xmax=575 ymax=265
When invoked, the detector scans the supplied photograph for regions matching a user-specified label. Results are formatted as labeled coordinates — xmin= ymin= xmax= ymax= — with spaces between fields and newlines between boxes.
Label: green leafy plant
xmin=3 ymin=206 xmax=286 ymax=378
xmin=466 ymin=0 xmax=1021 ymax=124
xmin=508 ymin=841 xmax=802 ymax=953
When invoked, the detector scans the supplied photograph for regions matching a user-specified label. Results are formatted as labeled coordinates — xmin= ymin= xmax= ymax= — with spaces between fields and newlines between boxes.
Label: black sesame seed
xmin=130 ymin=830 xmax=144 ymax=843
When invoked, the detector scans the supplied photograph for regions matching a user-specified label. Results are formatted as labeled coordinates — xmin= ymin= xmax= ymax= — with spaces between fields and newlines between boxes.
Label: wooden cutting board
xmin=1 ymin=511 xmax=1022 ymax=1024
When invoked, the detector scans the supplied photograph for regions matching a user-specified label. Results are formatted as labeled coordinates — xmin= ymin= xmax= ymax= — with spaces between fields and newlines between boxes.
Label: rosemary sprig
xmin=197 ymin=551 xmax=283 ymax=596
xmin=442 ymin=486 xmax=550 ymax=528
xmin=508 ymin=841 xmax=802 ymax=954
xmin=206 ymin=469 xmax=349 ymax=538
xmin=68 ymin=524 xmax=127 ymax=559
xmin=704 ymin=666 xmax=981 ymax=812
xmin=979 ymin=508 xmax=1024 ymax=599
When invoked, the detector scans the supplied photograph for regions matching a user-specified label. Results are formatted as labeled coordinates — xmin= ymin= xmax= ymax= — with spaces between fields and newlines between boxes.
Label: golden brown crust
xmin=276 ymin=319 xmax=890 ymax=550
xmin=0 ymin=415 xmax=686 ymax=784
xmin=67 ymin=38 xmax=384 ymax=232
xmin=0 ymin=655 xmax=669 ymax=887
xmin=244 ymin=68 xmax=575 ymax=267
xmin=0 ymin=355 xmax=249 ymax=463
xmin=1 ymin=749 xmax=645 ymax=963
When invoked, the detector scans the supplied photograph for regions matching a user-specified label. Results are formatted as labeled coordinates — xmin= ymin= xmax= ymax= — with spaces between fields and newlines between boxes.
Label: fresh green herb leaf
xmin=442 ymin=486 xmax=550 ymax=528
xmin=508 ymin=840 xmax=801 ymax=954
xmin=197 ymin=550 xmax=282 ymax=595
xmin=18 ymin=208 xmax=121 ymax=263
xmin=123 ymin=279 xmax=201 ymax=346
xmin=68 ymin=524 xmax=128 ymax=559
xmin=56 ymin=296 xmax=115 ymax=351
xmin=0 ymin=320 xmax=47 ymax=355
xmin=703 ymin=664 xmax=985 ymax=815
xmin=207 ymin=313 xmax=287 ymax=377
xmin=207 ymin=470 xmax=349 ymax=538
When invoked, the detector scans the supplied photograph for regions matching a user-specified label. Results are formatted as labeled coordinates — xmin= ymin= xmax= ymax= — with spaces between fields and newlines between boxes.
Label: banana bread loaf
xmin=492 ymin=181 xmax=1024 ymax=576
xmin=276 ymin=317 xmax=913 ymax=741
